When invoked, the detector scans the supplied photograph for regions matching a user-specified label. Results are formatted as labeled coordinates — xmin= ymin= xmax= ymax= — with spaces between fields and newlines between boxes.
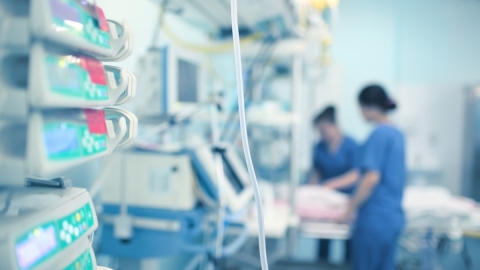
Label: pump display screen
xmin=50 ymin=0 xmax=82 ymax=23
xmin=222 ymin=154 xmax=245 ymax=194
xmin=44 ymin=124 xmax=80 ymax=156
xmin=15 ymin=225 xmax=58 ymax=270
xmin=177 ymin=59 xmax=198 ymax=103
xmin=45 ymin=54 xmax=109 ymax=101
xmin=49 ymin=0 xmax=111 ymax=48
xmin=48 ymin=62 xmax=82 ymax=94
xmin=43 ymin=122 xmax=108 ymax=160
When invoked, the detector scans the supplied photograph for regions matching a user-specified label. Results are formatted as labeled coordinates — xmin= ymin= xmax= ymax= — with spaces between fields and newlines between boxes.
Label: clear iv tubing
xmin=230 ymin=0 xmax=269 ymax=269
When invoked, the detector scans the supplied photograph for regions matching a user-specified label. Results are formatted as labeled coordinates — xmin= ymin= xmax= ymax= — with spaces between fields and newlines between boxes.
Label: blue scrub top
xmin=357 ymin=124 xmax=406 ymax=229
xmin=313 ymin=136 xmax=360 ymax=194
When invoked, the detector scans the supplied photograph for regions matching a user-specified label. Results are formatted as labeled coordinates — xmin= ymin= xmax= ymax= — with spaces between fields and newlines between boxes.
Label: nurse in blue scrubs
xmin=310 ymin=106 xmax=360 ymax=260
xmin=344 ymin=85 xmax=406 ymax=270
xmin=310 ymin=106 xmax=360 ymax=194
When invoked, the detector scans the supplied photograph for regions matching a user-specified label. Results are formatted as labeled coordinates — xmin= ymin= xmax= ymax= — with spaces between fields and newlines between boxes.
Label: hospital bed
xmin=295 ymin=185 xmax=480 ymax=269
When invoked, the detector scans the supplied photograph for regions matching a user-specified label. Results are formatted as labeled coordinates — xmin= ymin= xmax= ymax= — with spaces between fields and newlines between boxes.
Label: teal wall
xmin=333 ymin=0 xmax=398 ymax=140
xmin=397 ymin=0 xmax=480 ymax=84
xmin=332 ymin=0 xmax=480 ymax=141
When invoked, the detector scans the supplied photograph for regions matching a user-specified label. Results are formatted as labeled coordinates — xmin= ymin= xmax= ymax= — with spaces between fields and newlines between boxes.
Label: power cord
xmin=0 ymin=188 xmax=13 ymax=216
xmin=230 ymin=0 xmax=269 ymax=269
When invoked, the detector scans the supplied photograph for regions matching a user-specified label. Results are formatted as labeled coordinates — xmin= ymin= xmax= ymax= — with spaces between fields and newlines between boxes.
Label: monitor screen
xmin=177 ymin=59 xmax=198 ymax=103
xmin=15 ymin=225 xmax=58 ymax=270
xmin=221 ymin=154 xmax=245 ymax=194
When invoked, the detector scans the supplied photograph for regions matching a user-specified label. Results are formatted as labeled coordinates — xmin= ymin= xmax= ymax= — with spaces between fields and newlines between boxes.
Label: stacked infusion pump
xmin=0 ymin=0 xmax=137 ymax=269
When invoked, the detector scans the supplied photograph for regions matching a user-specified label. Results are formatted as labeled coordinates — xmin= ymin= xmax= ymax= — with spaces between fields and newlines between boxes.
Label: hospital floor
xmin=230 ymin=237 xmax=480 ymax=270
xmin=98 ymin=238 xmax=480 ymax=269
xmin=270 ymin=261 xmax=349 ymax=270
xmin=277 ymin=237 xmax=480 ymax=270
xmin=231 ymin=261 xmax=348 ymax=270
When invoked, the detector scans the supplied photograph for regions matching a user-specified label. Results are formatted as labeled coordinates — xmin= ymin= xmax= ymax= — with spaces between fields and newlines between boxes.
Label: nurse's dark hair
xmin=358 ymin=84 xmax=397 ymax=112
xmin=313 ymin=105 xmax=336 ymax=125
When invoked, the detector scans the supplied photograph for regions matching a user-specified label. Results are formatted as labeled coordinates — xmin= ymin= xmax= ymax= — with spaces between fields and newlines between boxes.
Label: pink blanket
xmin=295 ymin=186 xmax=349 ymax=221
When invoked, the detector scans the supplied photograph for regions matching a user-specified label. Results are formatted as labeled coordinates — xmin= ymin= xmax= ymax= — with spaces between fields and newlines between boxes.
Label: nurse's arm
xmin=348 ymin=170 xmax=380 ymax=210
xmin=308 ymin=169 xmax=321 ymax=184
xmin=323 ymin=170 xmax=359 ymax=190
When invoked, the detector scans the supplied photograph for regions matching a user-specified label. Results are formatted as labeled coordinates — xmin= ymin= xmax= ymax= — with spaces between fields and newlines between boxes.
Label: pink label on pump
xmin=80 ymin=56 xmax=107 ymax=85
xmin=95 ymin=6 xmax=109 ymax=32
xmin=84 ymin=109 xmax=107 ymax=134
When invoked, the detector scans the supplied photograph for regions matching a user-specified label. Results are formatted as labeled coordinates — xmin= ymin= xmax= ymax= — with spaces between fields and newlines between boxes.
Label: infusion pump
xmin=0 ymin=187 xmax=101 ymax=270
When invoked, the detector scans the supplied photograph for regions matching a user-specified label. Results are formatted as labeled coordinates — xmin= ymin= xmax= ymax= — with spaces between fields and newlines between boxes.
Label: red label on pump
xmin=95 ymin=6 xmax=109 ymax=32
xmin=84 ymin=109 xmax=107 ymax=134
xmin=80 ymin=56 xmax=107 ymax=85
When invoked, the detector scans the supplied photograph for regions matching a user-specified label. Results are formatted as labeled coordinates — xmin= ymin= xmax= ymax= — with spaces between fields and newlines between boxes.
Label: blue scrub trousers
xmin=351 ymin=211 xmax=403 ymax=270
xmin=352 ymin=124 xmax=405 ymax=270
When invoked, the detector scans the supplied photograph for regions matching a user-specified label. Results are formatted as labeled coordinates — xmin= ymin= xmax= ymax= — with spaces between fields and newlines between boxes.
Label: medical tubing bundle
xmin=230 ymin=0 xmax=269 ymax=269
xmin=211 ymin=105 xmax=227 ymax=259
xmin=181 ymin=223 xmax=249 ymax=257
xmin=140 ymin=101 xmax=214 ymax=141
xmin=219 ymin=38 xmax=276 ymax=143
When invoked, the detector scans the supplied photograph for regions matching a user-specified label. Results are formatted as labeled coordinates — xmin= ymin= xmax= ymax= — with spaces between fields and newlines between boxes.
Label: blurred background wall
xmin=95 ymin=0 xmax=480 ymax=198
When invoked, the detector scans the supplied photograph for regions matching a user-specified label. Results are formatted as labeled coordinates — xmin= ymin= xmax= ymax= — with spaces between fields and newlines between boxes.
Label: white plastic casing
xmin=102 ymin=152 xmax=197 ymax=211
xmin=0 ymin=188 xmax=98 ymax=270
xmin=26 ymin=110 xmax=127 ymax=178
xmin=195 ymin=145 xmax=254 ymax=213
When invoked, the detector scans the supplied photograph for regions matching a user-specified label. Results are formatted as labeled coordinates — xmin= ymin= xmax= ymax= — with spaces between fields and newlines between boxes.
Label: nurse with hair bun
xmin=345 ymin=84 xmax=406 ymax=270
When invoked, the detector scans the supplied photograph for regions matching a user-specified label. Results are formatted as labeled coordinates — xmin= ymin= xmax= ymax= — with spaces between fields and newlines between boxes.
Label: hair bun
xmin=313 ymin=105 xmax=336 ymax=125
xmin=359 ymin=84 xmax=398 ymax=112
xmin=325 ymin=106 xmax=335 ymax=114
xmin=384 ymin=97 xmax=397 ymax=110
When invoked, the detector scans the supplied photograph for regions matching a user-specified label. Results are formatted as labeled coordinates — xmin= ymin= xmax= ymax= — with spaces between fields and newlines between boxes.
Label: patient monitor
xmin=136 ymin=46 xmax=206 ymax=117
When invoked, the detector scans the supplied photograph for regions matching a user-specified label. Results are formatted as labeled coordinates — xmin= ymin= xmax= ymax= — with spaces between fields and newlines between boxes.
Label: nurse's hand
xmin=339 ymin=206 xmax=355 ymax=224
xmin=308 ymin=177 xmax=319 ymax=185
xmin=322 ymin=181 xmax=336 ymax=189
